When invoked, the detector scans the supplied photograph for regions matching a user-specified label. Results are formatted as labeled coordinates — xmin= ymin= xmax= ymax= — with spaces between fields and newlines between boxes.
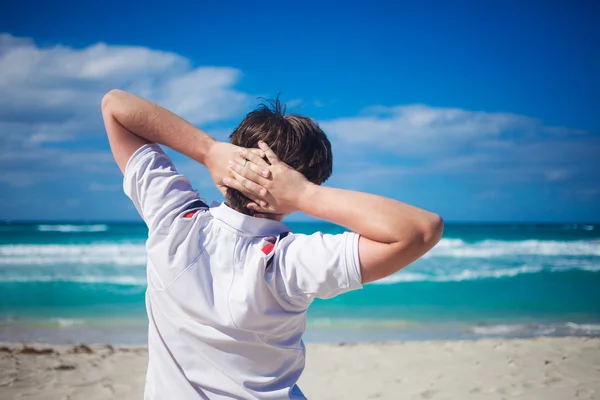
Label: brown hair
xmin=228 ymin=97 xmax=333 ymax=215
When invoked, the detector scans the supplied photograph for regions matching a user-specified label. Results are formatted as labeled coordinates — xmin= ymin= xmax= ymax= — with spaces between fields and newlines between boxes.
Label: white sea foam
xmin=37 ymin=224 xmax=109 ymax=233
xmin=581 ymin=265 xmax=600 ymax=272
xmin=471 ymin=324 xmax=525 ymax=335
xmin=566 ymin=322 xmax=600 ymax=332
xmin=1 ymin=239 xmax=598 ymax=268
xmin=71 ymin=275 xmax=146 ymax=285
xmin=0 ymin=239 xmax=599 ymax=284
xmin=53 ymin=318 xmax=86 ymax=327
xmin=550 ymin=262 xmax=600 ymax=273
xmin=374 ymin=265 xmax=544 ymax=284
xmin=375 ymin=272 xmax=431 ymax=283
xmin=0 ymin=275 xmax=147 ymax=285
xmin=470 ymin=323 xmax=600 ymax=337
xmin=427 ymin=238 xmax=600 ymax=258
xmin=535 ymin=327 xmax=556 ymax=336
xmin=0 ymin=243 xmax=147 ymax=266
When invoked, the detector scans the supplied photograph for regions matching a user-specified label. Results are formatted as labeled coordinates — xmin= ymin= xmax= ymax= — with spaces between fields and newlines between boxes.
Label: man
xmin=102 ymin=89 xmax=443 ymax=399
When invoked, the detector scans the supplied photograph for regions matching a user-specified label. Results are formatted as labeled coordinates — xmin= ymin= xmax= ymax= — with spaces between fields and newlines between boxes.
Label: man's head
xmin=228 ymin=98 xmax=333 ymax=216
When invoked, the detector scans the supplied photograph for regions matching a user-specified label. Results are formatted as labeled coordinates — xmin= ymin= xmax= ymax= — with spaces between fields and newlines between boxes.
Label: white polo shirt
xmin=124 ymin=144 xmax=362 ymax=399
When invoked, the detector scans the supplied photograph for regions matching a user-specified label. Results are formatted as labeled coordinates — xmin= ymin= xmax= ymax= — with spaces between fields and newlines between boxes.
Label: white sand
xmin=1 ymin=338 xmax=598 ymax=399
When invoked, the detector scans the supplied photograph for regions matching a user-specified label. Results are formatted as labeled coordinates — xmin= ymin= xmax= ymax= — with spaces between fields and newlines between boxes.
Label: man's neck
xmin=225 ymin=203 xmax=284 ymax=222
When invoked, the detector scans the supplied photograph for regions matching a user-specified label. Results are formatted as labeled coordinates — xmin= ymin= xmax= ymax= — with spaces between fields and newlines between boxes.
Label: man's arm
xmin=296 ymin=185 xmax=442 ymax=283
xmin=101 ymin=89 xmax=267 ymax=202
xmin=225 ymin=142 xmax=444 ymax=284
xmin=102 ymin=89 xmax=215 ymax=173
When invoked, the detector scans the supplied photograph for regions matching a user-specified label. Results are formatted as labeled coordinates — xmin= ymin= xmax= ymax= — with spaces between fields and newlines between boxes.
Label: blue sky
xmin=0 ymin=0 xmax=598 ymax=222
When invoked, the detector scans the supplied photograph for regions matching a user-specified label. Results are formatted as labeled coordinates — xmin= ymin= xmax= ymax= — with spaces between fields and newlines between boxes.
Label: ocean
xmin=1 ymin=221 xmax=599 ymax=345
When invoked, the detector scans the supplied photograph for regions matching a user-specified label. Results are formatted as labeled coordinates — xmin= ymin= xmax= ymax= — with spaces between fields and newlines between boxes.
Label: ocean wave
xmin=374 ymin=265 xmax=545 ymax=284
xmin=428 ymin=238 xmax=600 ymax=258
xmin=0 ymin=243 xmax=146 ymax=266
xmin=0 ymin=317 xmax=88 ymax=327
xmin=53 ymin=318 xmax=86 ymax=327
xmin=37 ymin=224 xmax=109 ymax=233
xmin=307 ymin=318 xmax=412 ymax=328
xmin=471 ymin=323 xmax=600 ymax=337
xmin=551 ymin=263 xmax=600 ymax=273
xmin=1 ymin=239 xmax=599 ymax=278
xmin=0 ymin=275 xmax=147 ymax=286
xmin=565 ymin=322 xmax=600 ymax=332
xmin=5 ymin=264 xmax=593 ymax=285
xmin=471 ymin=324 xmax=525 ymax=335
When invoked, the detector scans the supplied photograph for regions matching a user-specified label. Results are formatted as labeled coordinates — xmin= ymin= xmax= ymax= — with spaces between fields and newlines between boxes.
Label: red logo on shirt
xmin=261 ymin=243 xmax=275 ymax=255
xmin=183 ymin=210 xmax=198 ymax=219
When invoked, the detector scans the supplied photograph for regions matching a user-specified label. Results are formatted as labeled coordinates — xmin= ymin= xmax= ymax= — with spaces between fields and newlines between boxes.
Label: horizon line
xmin=1 ymin=219 xmax=599 ymax=225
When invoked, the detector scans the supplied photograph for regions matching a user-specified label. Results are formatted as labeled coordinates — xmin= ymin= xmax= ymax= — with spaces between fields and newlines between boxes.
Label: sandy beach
xmin=0 ymin=337 xmax=598 ymax=399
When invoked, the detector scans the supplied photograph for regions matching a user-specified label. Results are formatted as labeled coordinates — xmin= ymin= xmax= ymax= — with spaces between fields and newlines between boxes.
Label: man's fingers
xmin=247 ymin=202 xmax=275 ymax=214
xmin=257 ymin=141 xmax=279 ymax=164
xmin=222 ymin=176 xmax=246 ymax=195
xmin=229 ymin=159 xmax=270 ymax=189
xmin=231 ymin=168 xmax=267 ymax=200
xmin=247 ymin=149 xmax=270 ymax=168
xmin=227 ymin=160 xmax=267 ymax=197
xmin=223 ymin=176 xmax=268 ymax=207
xmin=240 ymin=150 xmax=270 ymax=177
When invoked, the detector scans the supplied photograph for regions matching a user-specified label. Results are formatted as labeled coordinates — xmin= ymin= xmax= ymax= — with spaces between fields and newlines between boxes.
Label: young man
xmin=102 ymin=90 xmax=443 ymax=399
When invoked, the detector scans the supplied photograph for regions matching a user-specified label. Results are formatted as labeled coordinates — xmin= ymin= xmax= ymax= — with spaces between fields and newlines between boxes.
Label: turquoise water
xmin=1 ymin=221 xmax=599 ymax=344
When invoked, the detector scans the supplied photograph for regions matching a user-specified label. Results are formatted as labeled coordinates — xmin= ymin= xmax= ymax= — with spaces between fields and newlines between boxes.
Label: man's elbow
xmin=408 ymin=213 xmax=444 ymax=255
xmin=393 ymin=213 xmax=444 ymax=259
xmin=391 ymin=212 xmax=443 ymax=252
xmin=409 ymin=213 xmax=443 ymax=254
xmin=423 ymin=213 xmax=444 ymax=247
xmin=101 ymin=89 xmax=124 ymax=114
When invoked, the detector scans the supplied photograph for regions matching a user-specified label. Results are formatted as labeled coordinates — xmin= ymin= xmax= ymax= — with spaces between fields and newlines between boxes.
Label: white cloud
xmin=0 ymin=33 xmax=254 ymax=187
xmin=321 ymin=104 xmax=598 ymax=186
xmin=0 ymin=33 xmax=251 ymax=128
xmin=321 ymin=104 xmax=584 ymax=155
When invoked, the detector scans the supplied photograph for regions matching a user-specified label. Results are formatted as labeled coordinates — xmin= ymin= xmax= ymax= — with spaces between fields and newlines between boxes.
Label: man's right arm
xmin=224 ymin=142 xmax=444 ymax=284
xmin=296 ymin=185 xmax=443 ymax=283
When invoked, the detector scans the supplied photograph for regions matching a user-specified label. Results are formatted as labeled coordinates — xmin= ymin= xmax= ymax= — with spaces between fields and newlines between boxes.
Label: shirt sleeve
xmin=270 ymin=231 xmax=363 ymax=307
xmin=123 ymin=144 xmax=201 ymax=234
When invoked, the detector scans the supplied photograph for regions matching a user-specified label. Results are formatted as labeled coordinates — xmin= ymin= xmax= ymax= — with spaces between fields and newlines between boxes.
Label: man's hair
xmin=228 ymin=97 xmax=333 ymax=215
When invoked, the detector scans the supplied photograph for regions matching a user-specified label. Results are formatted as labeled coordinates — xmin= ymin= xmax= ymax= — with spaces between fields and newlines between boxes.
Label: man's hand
xmin=223 ymin=141 xmax=313 ymax=215
xmin=206 ymin=142 xmax=272 ymax=207
xmin=102 ymin=90 xmax=271 ymax=205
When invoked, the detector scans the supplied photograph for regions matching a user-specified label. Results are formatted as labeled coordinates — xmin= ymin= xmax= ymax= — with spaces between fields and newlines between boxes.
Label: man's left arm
xmin=101 ymin=89 xmax=266 ymax=201
xmin=102 ymin=88 xmax=221 ymax=172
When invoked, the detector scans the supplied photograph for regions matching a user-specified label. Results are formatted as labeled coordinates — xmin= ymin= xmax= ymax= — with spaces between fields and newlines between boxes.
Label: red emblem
xmin=183 ymin=210 xmax=198 ymax=219
xmin=261 ymin=243 xmax=275 ymax=255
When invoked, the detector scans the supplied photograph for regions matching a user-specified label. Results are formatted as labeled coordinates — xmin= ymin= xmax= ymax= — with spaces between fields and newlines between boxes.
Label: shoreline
xmin=1 ymin=337 xmax=599 ymax=399
xmin=2 ymin=315 xmax=600 ymax=346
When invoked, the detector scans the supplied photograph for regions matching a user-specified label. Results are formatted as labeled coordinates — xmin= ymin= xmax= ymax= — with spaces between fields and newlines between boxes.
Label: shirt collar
xmin=209 ymin=202 xmax=290 ymax=237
